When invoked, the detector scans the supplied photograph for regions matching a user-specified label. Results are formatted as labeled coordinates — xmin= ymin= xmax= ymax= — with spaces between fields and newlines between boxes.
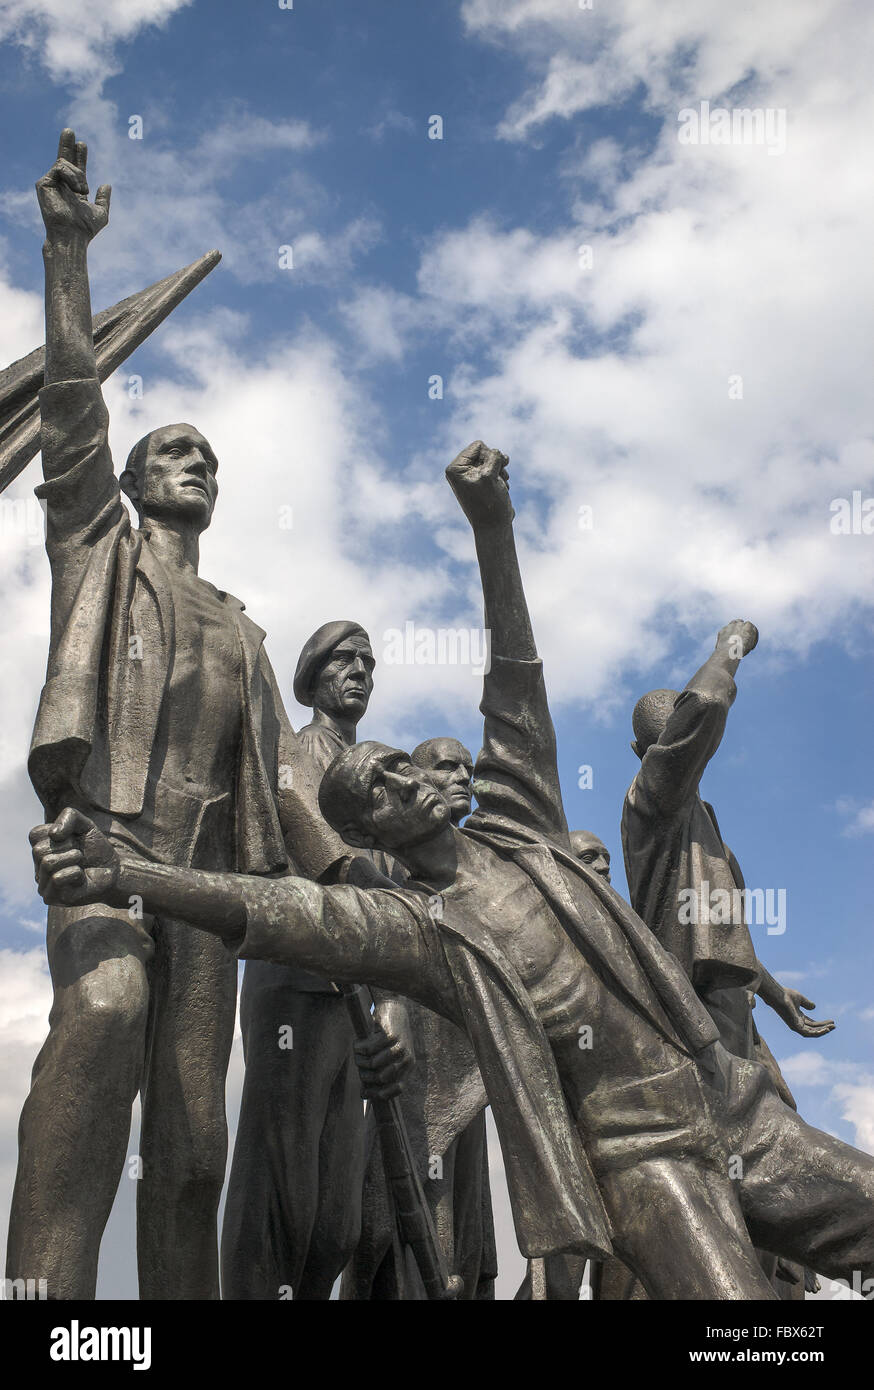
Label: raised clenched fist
xmin=715 ymin=619 xmax=758 ymax=659
xmin=445 ymin=440 xmax=514 ymax=530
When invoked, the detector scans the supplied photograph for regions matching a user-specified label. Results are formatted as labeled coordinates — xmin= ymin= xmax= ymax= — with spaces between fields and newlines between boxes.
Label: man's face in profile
xmin=414 ymin=738 xmax=473 ymax=823
xmin=313 ymin=635 xmax=375 ymax=723
xmin=569 ymin=830 xmax=611 ymax=882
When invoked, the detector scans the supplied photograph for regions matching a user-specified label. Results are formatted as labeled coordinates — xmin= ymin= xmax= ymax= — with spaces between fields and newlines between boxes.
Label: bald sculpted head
xmin=411 ymin=737 xmax=474 ymax=824
xmin=569 ymin=830 xmax=611 ymax=882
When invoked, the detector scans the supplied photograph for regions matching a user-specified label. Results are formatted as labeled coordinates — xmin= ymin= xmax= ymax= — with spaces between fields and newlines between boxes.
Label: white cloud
xmin=366 ymin=109 xmax=417 ymax=143
xmin=0 ymin=946 xmax=51 ymax=1273
xmin=836 ymin=798 xmax=874 ymax=837
xmin=0 ymin=99 xmax=355 ymax=298
xmin=340 ymin=286 xmax=425 ymax=364
xmin=833 ymin=1082 xmax=874 ymax=1153
xmin=463 ymin=0 xmax=852 ymax=142
xmin=778 ymin=1053 xmax=874 ymax=1155
xmin=0 ymin=0 xmax=192 ymax=87
xmin=393 ymin=0 xmax=874 ymax=710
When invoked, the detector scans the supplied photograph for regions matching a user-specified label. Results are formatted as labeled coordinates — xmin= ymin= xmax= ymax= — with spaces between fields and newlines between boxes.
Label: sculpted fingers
xmin=53 ymin=157 xmax=89 ymax=197
xmin=354 ymin=1031 xmax=412 ymax=1099
xmin=56 ymin=127 xmax=76 ymax=163
xmin=802 ymin=1018 xmax=836 ymax=1037
xmin=36 ymin=846 xmax=85 ymax=900
xmin=51 ymin=806 xmax=93 ymax=841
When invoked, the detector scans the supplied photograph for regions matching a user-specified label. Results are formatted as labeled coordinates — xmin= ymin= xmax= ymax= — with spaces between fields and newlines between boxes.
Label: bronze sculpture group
xmin=4 ymin=133 xmax=871 ymax=1302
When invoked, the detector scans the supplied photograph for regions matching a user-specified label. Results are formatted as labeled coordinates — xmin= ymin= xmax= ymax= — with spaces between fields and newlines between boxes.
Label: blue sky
xmin=0 ymin=0 xmax=872 ymax=1299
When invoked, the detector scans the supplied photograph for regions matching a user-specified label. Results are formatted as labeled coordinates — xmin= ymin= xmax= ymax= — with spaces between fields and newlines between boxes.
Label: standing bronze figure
xmin=6 ymin=132 xmax=336 ymax=1300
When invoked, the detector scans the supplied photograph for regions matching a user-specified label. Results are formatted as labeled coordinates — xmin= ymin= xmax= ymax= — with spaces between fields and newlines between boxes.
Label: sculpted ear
xmin=341 ymin=823 xmax=376 ymax=851
xmin=120 ymin=469 xmax=140 ymax=508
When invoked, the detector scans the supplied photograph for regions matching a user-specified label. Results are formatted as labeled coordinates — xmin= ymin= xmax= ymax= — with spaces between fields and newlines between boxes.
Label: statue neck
xmin=310 ymin=707 xmax=358 ymax=746
xmin=143 ymin=518 xmax=201 ymax=575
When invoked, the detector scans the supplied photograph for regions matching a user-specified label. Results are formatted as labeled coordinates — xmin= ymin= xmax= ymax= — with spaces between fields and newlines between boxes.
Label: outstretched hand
xmin=30 ymin=807 xmax=120 ymax=907
xmin=446 ymin=440 xmax=514 ymax=530
xmin=37 ymin=129 xmax=111 ymax=244
xmin=772 ymin=987 xmax=835 ymax=1039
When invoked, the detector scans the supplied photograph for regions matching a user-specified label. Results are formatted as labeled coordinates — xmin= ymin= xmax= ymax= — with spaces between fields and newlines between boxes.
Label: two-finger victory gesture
xmin=37 ymin=127 xmax=111 ymax=244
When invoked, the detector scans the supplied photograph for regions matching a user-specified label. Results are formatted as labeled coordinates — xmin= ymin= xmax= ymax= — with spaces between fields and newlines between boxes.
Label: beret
xmin=318 ymin=740 xmax=398 ymax=838
xmin=293 ymin=620 xmax=370 ymax=707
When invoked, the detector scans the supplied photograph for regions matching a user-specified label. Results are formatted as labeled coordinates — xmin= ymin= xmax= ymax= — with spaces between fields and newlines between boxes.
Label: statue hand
xmin=353 ymin=1020 xmax=414 ymax=1102
xmin=30 ymin=807 xmax=120 ymax=906
xmin=37 ymin=129 xmax=111 ymax=244
xmin=773 ymin=986 xmax=835 ymax=1038
xmin=715 ymin=618 xmax=758 ymax=657
xmin=446 ymin=440 xmax=515 ymax=529
xmin=373 ymin=996 xmax=415 ymax=1064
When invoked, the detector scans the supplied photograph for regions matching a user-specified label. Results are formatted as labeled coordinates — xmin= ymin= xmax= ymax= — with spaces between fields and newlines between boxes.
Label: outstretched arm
xmin=685 ymin=619 xmax=757 ymax=699
xmin=31 ymin=808 xmax=247 ymax=938
xmin=446 ymin=442 xmax=568 ymax=842
xmin=38 ymin=129 xmax=111 ymax=385
xmin=633 ymin=620 xmax=759 ymax=818
xmin=29 ymin=810 xmax=450 ymax=1006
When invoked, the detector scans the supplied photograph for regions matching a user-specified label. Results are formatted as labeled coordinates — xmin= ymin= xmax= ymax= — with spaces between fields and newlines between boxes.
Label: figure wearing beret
xmin=221 ymin=621 xmax=411 ymax=1300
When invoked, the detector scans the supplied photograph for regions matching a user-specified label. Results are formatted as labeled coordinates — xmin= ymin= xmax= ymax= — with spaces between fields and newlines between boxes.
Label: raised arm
xmin=685 ymin=619 xmax=756 ymax=701
xmin=38 ymin=129 xmax=111 ymax=386
xmin=32 ymin=131 xmax=127 ymax=563
xmin=445 ymin=441 xmax=533 ymax=661
xmin=633 ymin=620 xmax=759 ymax=818
xmin=446 ymin=442 xmax=567 ymax=842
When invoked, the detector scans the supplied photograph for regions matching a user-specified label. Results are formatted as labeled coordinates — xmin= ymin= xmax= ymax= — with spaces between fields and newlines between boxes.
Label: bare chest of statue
xmin=154 ymin=571 xmax=245 ymax=801
xmin=447 ymin=836 xmax=684 ymax=1095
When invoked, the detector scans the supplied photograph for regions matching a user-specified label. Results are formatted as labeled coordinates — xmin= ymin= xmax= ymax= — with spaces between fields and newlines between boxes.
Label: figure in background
xmin=223 ymin=621 xmax=410 ymax=1300
xmin=517 ymin=831 xmax=610 ymax=1301
xmin=342 ymin=737 xmax=497 ymax=1301
xmin=620 ymin=623 xmax=833 ymax=1299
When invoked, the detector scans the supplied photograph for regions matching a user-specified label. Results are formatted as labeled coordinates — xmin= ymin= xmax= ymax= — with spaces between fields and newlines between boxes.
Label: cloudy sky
xmin=0 ymin=0 xmax=872 ymax=1300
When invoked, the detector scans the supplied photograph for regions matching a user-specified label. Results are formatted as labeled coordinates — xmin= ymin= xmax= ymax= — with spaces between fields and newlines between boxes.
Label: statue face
xmin=367 ymin=751 xmax=452 ymax=849
xmin=416 ymin=739 xmax=473 ymax=823
xmin=139 ymin=424 xmax=219 ymax=531
xmin=569 ymin=831 xmax=611 ymax=882
xmin=313 ymin=635 xmax=375 ymax=723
